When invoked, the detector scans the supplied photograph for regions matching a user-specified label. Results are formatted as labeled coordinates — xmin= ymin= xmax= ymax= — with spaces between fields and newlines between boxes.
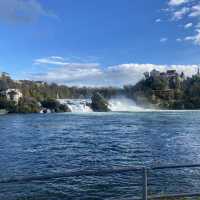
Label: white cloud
xmin=160 ymin=37 xmax=168 ymax=42
xmin=31 ymin=62 xmax=103 ymax=86
xmin=184 ymin=22 xmax=193 ymax=28
xmin=30 ymin=57 xmax=200 ymax=87
xmin=34 ymin=56 xmax=69 ymax=66
xmin=185 ymin=29 xmax=200 ymax=45
xmin=172 ymin=7 xmax=190 ymax=20
xmin=168 ymin=0 xmax=189 ymax=6
xmin=34 ymin=56 xmax=99 ymax=66
xmin=50 ymin=56 xmax=65 ymax=61
xmin=189 ymin=4 xmax=200 ymax=17
xmin=155 ymin=18 xmax=162 ymax=23
xmin=176 ymin=38 xmax=182 ymax=42
xmin=0 ymin=0 xmax=55 ymax=23
xmin=162 ymin=1 xmax=200 ymax=46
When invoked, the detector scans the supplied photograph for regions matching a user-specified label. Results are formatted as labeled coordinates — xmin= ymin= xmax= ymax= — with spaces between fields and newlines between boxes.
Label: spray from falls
xmin=108 ymin=97 xmax=144 ymax=112
xmin=58 ymin=97 xmax=145 ymax=113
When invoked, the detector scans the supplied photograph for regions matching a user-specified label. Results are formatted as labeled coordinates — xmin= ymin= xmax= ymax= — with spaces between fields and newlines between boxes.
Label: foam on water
xmin=58 ymin=98 xmax=200 ymax=113
xmin=59 ymin=97 xmax=144 ymax=113
xmin=58 ymin=99 xmax=92 ymax=113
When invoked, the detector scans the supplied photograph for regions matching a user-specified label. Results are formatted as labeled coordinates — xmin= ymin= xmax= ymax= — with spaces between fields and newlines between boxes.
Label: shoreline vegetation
xmin=1 ymin=68 xmax=200 ymax=114
xmin=126 ymin=69 xmax=200 ymax=110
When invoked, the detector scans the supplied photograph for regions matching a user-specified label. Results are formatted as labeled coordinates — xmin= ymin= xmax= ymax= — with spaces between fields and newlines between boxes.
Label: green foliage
xmin=41 ymin=99 xmax=70 ymax=113
xmin=150 ymin=77 xmax=168 ymax=90
xmin=0 ymin=97 xmax=17 ymax=113
xmin=58 ymin=104 xmax=71 ymax=112
xmin=0 ymin=79 xmax=9 ymax=91
xmin=124 ymin=71 xmax=200 ymax=110
xmin=17 ymin=97 xmax=40 ymax=113
xmin=41 ymin=99 xmax=60 ymax=110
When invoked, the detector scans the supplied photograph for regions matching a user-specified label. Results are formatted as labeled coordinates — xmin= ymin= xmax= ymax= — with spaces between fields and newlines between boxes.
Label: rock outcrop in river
xmin=91 ymin=93 xmax=110 ymax=112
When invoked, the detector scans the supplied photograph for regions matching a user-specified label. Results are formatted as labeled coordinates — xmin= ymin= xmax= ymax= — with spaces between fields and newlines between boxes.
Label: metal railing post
xmin=142 ymin=168 xmax=148 ymax=200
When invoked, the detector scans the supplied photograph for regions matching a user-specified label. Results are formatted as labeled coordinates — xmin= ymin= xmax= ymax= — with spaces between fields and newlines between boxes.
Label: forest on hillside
xmin=124 ymin=70 xmax=200 ymax=109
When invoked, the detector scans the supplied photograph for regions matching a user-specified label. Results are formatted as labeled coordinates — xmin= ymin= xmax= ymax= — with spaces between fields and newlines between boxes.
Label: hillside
xmin=124 ymin=69 xmax=200 ymax=109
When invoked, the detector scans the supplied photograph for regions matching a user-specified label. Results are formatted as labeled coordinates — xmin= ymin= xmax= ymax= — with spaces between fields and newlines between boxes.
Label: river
xmin=0 ymin=111 xmax=200 ymax=199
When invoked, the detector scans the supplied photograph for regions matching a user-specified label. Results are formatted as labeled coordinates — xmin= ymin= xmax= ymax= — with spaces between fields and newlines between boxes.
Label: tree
xmin=17 ymin=97 xmax=40 ymax=113
xmin=150 ymin=77 xmax=168 ymax=90
xmin=0 ymin=80 xmax=8 ymax=91
xmin=0 ymin=97 xmax=17 ymax=113
xmin=41 ymin=99 xmax=70 ymax=112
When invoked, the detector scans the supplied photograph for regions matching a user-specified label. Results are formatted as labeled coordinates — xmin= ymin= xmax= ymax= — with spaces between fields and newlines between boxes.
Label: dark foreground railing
xmin=1 ymin=164 xmax=200 ymax=199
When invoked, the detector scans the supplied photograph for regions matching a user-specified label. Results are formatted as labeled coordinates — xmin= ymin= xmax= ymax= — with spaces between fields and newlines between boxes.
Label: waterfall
xmin=58 ymin=99 xmax=93 ymax=113
xmin=108 ymin=97 xmax=144 ymax=112
xmin=58 ymin=97 xmax=145 ymax=113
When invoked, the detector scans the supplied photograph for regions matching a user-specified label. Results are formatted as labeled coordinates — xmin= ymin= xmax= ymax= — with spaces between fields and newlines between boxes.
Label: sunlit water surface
xmin=0 ymin=111 xmax=200 ymax=199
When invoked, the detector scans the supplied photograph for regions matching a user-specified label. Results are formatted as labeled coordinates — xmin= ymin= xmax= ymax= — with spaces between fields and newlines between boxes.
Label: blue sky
xmin=0 ymin=0 xmax=200 ymax=86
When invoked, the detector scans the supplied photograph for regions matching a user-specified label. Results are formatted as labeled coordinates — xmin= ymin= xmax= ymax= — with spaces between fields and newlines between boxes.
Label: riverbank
xmin=0 ymin=92 xmax=111 ymax=114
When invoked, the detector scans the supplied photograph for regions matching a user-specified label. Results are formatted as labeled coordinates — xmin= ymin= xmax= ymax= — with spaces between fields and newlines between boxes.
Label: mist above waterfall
xmin=108 ymin=97 xmax=144 ymax=112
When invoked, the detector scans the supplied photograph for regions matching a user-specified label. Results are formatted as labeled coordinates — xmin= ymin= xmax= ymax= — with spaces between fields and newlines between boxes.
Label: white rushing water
xmin=58 ymin=97 xmax=145 ymax=112
xmin=58 ymin=98 xmax=199 ymax=113
xmin=108 ymin=97 xmax=144 ymax=112
xmin=58 ymin=99 xmax=93 ymax=113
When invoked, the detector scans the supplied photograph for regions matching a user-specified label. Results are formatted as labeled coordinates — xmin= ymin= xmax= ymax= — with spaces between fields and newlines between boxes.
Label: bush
xmin=58 ymin=104 xmax=71 ymax=112
xmin=17 ymin=97 xmax=40 ymax=113
xmin=0 ymin=97 xmax=17 ymax=113
xmin=41 ymin=99 xmax=60 ymax=110
xmin=41 ymin=98 xmax=70 ymax=113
